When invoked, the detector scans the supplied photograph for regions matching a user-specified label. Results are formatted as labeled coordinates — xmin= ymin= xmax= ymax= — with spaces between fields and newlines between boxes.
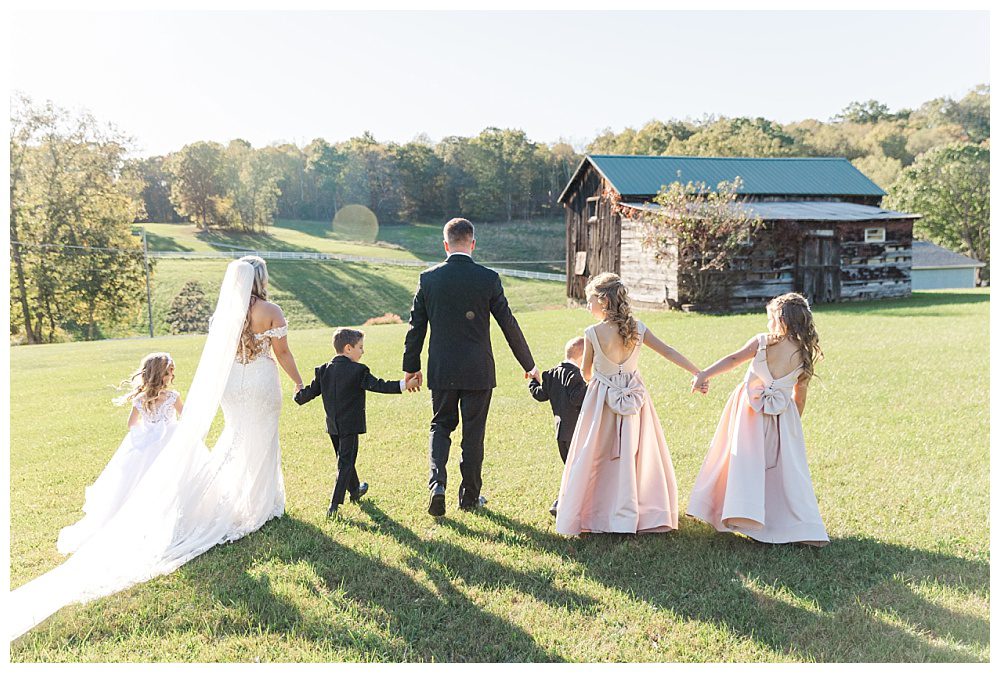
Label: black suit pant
xmin=429 ymin=388 xmax=492 ymax=506
xmin=330 ymin=433 xmax=361 ymax=507
xmin=557 ymin=439 xmax=570 ymax=464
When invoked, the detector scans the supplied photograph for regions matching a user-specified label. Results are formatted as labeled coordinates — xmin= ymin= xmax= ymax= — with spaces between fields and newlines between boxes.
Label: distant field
xmin=110 ymin=217 xmax=569 ymax=339
xmin=10 ymin=290 xmax=990 ymax=662
xmin=116 ymin=257 xmax=568 ymax=338
xmin=143 ymin=218 xmax=566 ymax=273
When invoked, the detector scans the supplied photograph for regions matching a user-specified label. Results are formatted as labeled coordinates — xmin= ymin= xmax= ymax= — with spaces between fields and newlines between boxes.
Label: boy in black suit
xmin=529 ymin=336 xmax=587 ymax=516
xmin=296 ymin=327 xmax=418 ymax=516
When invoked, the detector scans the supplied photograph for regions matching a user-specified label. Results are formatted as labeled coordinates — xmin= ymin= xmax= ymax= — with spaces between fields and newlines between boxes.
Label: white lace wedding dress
xmin=9 ymin=261 xmax=286 ymax=641
xmin=56 ymin=390 xmax=182 ymax=555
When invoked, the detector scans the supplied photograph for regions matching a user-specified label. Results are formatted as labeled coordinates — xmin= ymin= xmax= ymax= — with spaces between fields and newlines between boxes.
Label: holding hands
xmin=525 ymin=366 xmax=541 ymax=384
xmin=404 ymin=371 xmax=423 ymax=393
xmin=691 ymin=371 xmax=710 ymax=394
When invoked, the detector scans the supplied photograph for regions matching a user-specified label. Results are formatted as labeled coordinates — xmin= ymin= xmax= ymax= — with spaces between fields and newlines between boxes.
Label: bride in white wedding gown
xmin=9 ymin=256 xmax=305 ymax=641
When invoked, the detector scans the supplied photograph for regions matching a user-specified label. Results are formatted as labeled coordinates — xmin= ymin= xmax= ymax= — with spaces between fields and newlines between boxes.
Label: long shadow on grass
xmin=145 ymin=231 xmax=194 ymax=252
xmin=183 ymin=514 xmax=563 ymax=662
xmin=355 ymin=502 xmax=592 ymax=613
xmin=431 ymin=508 xmax=988 ymax=662
xmin=647 ymin=527 xmax=989 ymax=662
xmin=567 ymin=524 xmax=987 ymax=661
xmin=266 ymin=260 xmax=415 ymax=327
xmin=195 ymin=230 xmax=323 ymax=254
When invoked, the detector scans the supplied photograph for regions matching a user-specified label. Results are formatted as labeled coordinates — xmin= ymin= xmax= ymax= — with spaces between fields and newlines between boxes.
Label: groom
xmin=403 ymin=218 xmax=539 ymax=516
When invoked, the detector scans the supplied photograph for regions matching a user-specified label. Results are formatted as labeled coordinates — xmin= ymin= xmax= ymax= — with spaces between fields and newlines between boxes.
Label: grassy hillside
xmin=108 ymin=217 xmax=568 ymax=339
xmin=9 ymin=290 xmax=989 ymax=662
xmin=120 ymin=258 xmax=567 ymax=338
xmin=143 ymin=218 xmax=566 ymax=272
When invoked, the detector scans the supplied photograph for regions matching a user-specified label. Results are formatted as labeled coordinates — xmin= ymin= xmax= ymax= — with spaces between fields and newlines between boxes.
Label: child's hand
xmin=405 ymin=376 xmax=421 ymax=393
xmin=691 ymin=372 xmax=709 ymax=394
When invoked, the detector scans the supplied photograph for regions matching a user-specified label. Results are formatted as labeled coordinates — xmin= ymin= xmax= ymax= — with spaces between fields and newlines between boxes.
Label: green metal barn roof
xmin=620 ymin=200 xmax=918 ymax=222
xmin=557 ymin=155 xmax=886 ymax=202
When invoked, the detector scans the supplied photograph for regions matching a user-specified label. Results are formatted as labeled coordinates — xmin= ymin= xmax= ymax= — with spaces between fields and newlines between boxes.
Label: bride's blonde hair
xmin=237 ymin=256 xmax=269 ymax=363
xmin=585 ymin=272 xmax=639 ymax=349
xmin=115 ymin=352 xmax=174 ymax=413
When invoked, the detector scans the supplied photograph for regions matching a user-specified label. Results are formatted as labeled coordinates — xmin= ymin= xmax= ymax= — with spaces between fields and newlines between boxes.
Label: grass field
xmin=111 ymin=218 xmax=567 ymax=339
xmin=9 ymin=290 xmax=989 ymax=662
xmin=143 ymin=218 xmax=566 ymax=271
xmin=123 ymin=258 xmax=568 ymax=337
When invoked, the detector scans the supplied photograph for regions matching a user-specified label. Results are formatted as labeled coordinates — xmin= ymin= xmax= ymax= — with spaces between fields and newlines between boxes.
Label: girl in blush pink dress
xmin=687 ymin=293 xmax=829 ymax=547
xmin=555 ymin=273 xmax=703 ymax=536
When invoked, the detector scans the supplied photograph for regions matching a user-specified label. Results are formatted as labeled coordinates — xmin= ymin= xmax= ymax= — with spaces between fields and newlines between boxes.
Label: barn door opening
xmin=795 ymin=232 xmax=841 ymax=303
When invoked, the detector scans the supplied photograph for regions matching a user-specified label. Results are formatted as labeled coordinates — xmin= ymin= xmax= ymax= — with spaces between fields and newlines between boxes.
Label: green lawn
xmin=112 ymin=217 xmax=567 ymax=339
xmin=9 ymin=290 xmax=989 ymax=662
xmin=120 ymin=258 xmax=568 ymax=338
xmin=143 ymin=218 xmax=566 ymax=273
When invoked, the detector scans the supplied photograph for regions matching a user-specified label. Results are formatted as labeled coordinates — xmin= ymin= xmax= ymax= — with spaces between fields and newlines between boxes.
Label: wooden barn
xmin=558 ymin=155 xmax=920 ymax=308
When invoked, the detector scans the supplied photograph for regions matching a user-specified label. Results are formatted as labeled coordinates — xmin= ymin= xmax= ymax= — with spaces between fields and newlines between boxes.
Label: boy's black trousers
xmin=330 ymin=433 xmax=361 ymax=506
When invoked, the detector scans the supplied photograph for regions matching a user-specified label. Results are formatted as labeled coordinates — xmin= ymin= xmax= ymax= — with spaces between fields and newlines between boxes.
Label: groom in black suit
xmin=403 ymin=218 xmax=538 ymax=516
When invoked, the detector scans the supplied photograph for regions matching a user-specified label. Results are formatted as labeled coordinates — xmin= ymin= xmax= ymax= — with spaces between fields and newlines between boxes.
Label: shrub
xmin=362 ymin=312 xmax=403 ymax=326
xmin=166 ymin=281 xmax=212 ymax=334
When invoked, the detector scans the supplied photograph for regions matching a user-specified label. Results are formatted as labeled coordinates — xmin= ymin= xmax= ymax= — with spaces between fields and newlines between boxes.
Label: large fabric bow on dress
xmin=746 ymin=380 xmax=792 ymax=416
xmin=592 ymin=370 xmax=647 ymax=460
xmin=745 ymin=378 xmax=794 ymax=469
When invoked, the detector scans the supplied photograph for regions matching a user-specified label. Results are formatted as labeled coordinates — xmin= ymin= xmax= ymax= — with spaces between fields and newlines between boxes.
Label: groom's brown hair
xmin=444 ymin=218 xmax=475 ymax=245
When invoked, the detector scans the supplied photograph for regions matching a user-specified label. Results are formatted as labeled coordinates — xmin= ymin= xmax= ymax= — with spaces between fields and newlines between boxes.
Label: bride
xmin=9 ymin=256 xmax=304 ymax=640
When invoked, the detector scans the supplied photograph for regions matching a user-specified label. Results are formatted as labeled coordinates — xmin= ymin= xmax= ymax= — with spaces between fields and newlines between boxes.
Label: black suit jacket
xmin=529 ymin=362 xmax=588 ymax=442
xmin=294 ymin=355 xmax=401 ymax=435
xmin=402 ymin=254 xmax=534 ymax=390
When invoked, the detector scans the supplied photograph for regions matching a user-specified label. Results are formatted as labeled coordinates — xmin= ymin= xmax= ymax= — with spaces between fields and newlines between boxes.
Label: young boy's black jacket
xmin=529 ymin=361 xmax=587 ymax=442
xmin=294 ymin=355 xmax=401 ymax=435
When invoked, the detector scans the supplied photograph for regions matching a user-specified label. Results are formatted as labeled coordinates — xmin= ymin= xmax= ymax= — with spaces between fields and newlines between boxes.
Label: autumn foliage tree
xmin=640 ymin=178 xmax=764 ymax=307
xmin=10 ymin=93 xmax=146 ymax=342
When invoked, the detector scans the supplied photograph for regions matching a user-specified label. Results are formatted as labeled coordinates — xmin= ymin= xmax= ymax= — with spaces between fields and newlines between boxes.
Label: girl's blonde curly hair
xmin=115 ymin=352 xmax=174 ymax=413
xmin=585 ymin=272 xmax=639 ymax=349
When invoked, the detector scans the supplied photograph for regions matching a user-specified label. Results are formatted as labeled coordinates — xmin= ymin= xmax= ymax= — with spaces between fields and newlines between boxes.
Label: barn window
xmin=586 ymin=197 xmax=599 ymax=223
xmin=865 ymin=227 xmax=886 ymax=243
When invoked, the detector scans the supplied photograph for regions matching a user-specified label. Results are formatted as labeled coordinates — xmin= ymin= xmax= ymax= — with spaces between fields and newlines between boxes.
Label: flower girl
xmin=555 ymin=273 xmax=702 ymax=536
xmin=687 ymin=293 xmax=829 ymax=546
xmin=57 ymin=352 xmax=184 ymax=554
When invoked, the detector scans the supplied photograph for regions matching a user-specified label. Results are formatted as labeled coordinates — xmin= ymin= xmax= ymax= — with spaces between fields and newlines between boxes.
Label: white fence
xmin=149 ymin=250 xmax=566 ymax=282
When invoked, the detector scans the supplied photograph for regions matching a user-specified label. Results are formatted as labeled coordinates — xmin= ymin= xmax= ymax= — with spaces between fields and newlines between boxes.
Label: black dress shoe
xmin=350 ymin=482 xmax=369 ymax=503
xmin=549 ymin=499 xmax=558 ymax=517
xmin=428 ymin=484 xmax=446 ymax=517
xmin=459 ymin=495 xmax=488 ymax=511
xmin=326 ymin=503 xmax=339 ymax=518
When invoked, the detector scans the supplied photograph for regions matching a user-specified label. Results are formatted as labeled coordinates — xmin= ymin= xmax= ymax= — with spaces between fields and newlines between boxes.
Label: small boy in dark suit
xmin=295 ymin=327 xmax=418 ymax=516
xmin=529 ymin=336 xmax=587 ymax=516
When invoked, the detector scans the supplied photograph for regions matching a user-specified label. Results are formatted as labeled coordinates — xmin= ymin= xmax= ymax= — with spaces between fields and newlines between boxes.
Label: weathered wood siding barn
xmin=558 ymin=155 xmax=920 ymax=308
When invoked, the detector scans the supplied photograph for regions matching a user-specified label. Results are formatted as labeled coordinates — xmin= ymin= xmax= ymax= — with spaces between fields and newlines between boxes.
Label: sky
xmin=9 ymin=10 xmax=990 ymax=156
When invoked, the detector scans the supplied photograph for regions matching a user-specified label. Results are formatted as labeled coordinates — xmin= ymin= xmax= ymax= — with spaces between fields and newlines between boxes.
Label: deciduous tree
xmin=887 ymin=143 xmax=990 ymax=282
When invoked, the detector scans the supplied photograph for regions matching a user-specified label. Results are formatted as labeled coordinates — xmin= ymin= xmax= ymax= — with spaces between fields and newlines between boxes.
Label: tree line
xmin=9 ymin=86 xmax=989 ymax=343
xmin=140 ymin=129 xmax=581 ymax=228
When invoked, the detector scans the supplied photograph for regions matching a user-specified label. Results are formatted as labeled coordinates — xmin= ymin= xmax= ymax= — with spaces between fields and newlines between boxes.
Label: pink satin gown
xmin=555 ymin=321 xmax=678 ymax=536
xmin=687 ymin=333 xmax=829 ymax=546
